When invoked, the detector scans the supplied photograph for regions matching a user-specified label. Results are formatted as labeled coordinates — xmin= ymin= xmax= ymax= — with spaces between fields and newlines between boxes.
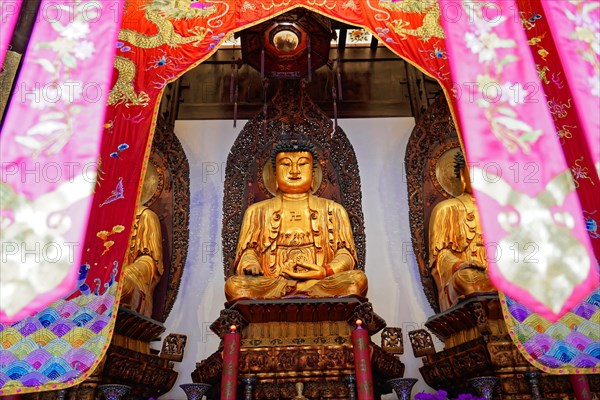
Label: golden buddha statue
xmin=224 ymin=140 xmax=368 ymax=302
xmin=121 ymin=205 xmax=164 ymax=317
xmin=428 ymin=151 xmax=496 ymax=311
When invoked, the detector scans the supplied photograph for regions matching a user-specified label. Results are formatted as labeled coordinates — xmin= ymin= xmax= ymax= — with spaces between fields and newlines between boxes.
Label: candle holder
xmin=468 ymin=376 xmax=499 ymax=400
xmin=343 ymin=375 xmax=357 ymax=400
xmin=241 ymin=377 xmax=257 ymax=400
xmin=525 ymin=371 xmax=542 ymax=400
xmin=180 ymin=383 xmax=212 ymax=400
xmin=387 ymin=378 xmax=418 ymax=400
xmin=97 ymin=384 xmax=131 ymax=400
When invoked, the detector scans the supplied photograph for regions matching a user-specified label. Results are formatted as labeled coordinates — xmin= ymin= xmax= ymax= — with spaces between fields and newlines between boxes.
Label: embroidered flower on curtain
xmin=564 ymin=1 xmax=600 ymax=98
xmin=463 ymin=2 xmax=542 ymax=154
xmin=14 ymin=3 xmax=97 ymax=157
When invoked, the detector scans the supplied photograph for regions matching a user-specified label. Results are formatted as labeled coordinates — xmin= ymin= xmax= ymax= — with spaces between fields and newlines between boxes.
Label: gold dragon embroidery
xmin=109 ymin=8 xmax=211 ymax=107
xmin=382 ymin=0 xmax=445 ymax=41
xmin=119 ymin=9 xmax=211 ymax=49
xmin=108 ymin=57 xmax=150 ymax=107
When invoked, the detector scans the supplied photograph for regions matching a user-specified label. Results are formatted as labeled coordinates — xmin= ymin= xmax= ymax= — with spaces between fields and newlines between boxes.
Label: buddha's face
xmin=275 ymin=151 xmax=313 ymax=194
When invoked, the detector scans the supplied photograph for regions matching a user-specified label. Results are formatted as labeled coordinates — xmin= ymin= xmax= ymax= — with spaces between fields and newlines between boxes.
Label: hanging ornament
xmin=260 ymin=46 xmax=265 ymax=78
xmin=233 ymin=68 xmax=238 ymax=128
xmin=336 ymin=52 xmax=343 ymax=101
xmin=307 ymin=34 xmax=312 ymax=82
xmin=262 ymin=79 xmax=269 ymax=136
xmin=229 ymin=57 xmax=235 ymax=104
xmin=332 ymin=86 xmax=338 ymax=129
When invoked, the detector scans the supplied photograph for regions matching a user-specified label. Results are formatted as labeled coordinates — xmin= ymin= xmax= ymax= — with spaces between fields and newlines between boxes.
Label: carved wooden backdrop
xmin=145 ymin=117 xmax=191 ymax=322
xmin=404 ymin=95 xmax=462 ymax=313
xmin=222 ymin=80 xmax=365 ymax=278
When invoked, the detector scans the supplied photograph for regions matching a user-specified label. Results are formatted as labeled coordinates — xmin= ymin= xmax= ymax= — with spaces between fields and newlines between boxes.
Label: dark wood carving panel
xmin=102 ymin=346 xmax=178 ymax=398
xmin=404 ymin=94 xmax=461 ymax=313
xmin=148 ymin=116 xmax=191 ymax=322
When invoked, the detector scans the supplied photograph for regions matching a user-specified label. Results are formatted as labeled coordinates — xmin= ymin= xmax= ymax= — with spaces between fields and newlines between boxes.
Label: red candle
xmin=221 ymin=325 xmax=240 ymax=400
xmin=351 ymin=320 xmax=374 ymax=400
xmin=570 ymin=375 xmax=592 ymax=400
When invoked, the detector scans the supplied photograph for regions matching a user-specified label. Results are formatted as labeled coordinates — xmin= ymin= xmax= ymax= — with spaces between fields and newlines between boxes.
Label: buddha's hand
xmin=280 ymin=260 xmax=298 ymax=279
xmin=283 ymin=261 xmax=326 ymax=280
xmin=242 ymin=264 xmax=264 ymax=276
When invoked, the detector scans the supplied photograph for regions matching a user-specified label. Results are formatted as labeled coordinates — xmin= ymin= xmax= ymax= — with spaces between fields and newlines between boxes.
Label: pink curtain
xmin=540 ymin=1 xmax=600 ymax=181
xmin=0 ymin=0 xmax=124 ymax=323
xmin=439 ymin=0 xmax=598 ymax=321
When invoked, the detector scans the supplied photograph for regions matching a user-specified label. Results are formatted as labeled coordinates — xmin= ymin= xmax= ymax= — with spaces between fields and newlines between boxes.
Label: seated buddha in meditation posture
xmin=224 ymin=140 xmax=368 ymax=302
xmin=429 ymin=151 xmax=496 ymax=312
xmin=121 ymin=205 xmax=164 ymax=317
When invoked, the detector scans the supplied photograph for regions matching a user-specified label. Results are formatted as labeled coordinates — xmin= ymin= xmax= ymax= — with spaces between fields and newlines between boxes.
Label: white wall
xmin=156 ymin=118 xmax=440 ymax=399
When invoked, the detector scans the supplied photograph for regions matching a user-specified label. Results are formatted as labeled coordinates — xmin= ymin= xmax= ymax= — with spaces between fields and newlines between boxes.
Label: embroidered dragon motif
xmin=382 ymin=0 xmax=445 ymax=41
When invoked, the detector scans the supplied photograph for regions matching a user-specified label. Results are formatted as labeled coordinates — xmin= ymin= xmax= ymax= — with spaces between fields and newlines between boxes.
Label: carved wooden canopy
xmin=404 ymin=95 xmax=462 ymax=313
xmin=222 ymin=80 xmax=365 ymax=278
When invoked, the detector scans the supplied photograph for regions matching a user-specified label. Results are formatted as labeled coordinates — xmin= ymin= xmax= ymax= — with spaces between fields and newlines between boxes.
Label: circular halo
xmin=139 ymin=160 xmax=163 ymax=206
xmin=435 ymin=148 xmax=463 ymax=197
xmin=273 ymin=30 xmax=299 ymax=53
xmin=262 ymin=161 xmax=323 ymax=196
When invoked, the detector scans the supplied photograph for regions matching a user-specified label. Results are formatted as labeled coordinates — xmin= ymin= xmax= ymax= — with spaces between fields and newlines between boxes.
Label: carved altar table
xmin=193 ymin=297 xmax=405 ymax=399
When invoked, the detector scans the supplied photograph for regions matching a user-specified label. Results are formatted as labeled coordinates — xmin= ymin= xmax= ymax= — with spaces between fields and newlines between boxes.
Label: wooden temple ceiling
xmin=1 ymin=7 xmax=443 ymax=124
xmin=170 ymin=20 xmax=444 ymax=122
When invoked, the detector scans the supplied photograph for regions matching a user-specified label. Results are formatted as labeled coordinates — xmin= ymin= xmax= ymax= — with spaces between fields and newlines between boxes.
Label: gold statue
xmin=121 ymin=206 xmax=164 ymax=316
xmin=428 ymin=151 xmax=496 ymax=311
xmin=224 ymin=140 xmax=368 ymax=302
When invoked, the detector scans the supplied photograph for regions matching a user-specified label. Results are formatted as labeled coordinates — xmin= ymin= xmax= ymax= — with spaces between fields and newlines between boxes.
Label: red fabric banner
xmin=352 ymin=322 xmax=374 ymax=400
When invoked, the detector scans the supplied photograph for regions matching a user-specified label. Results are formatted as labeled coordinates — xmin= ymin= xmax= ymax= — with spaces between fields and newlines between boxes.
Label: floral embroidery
xmin=0 ymin=175 xmax=94 ymax=318
xmin=14 ymin=1 xmax=98 ymax=157
xmin=109 ymin=143 xmax=130 ymax=159
xmin=563 ymin=1 xmax=600 ymax=97
xmin=464 ymin=2 xmax=542 ymax=154
xmin=97 ymin=225 xmax=125 ymax=255
xmin=348 ymin=29 xmax=371 ymax=44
